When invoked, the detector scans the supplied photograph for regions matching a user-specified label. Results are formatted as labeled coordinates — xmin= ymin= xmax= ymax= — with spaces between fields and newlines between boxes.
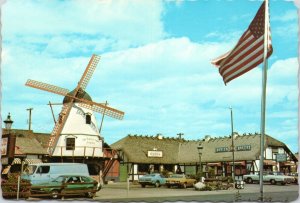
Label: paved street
xmin=93 ymin=182 xmax=299 ymax=202
xmin=27 ymin=182 xmax=298 ymax=202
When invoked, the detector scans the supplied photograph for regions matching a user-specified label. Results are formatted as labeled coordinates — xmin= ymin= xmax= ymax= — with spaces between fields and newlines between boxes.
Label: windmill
xmin=25 ymin=54 xmax=124 ymax=157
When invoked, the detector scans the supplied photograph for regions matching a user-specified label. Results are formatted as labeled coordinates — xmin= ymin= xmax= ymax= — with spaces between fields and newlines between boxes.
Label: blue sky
xmin=1 ymin=0 xmax=299 ymax=153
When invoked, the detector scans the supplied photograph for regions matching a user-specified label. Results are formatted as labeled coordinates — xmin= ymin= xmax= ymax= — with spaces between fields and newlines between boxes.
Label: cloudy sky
xmin=1 ymin=0 xmax=299 ymax=153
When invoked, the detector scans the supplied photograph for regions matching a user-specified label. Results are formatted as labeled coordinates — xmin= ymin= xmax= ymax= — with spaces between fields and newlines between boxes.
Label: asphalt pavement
xmin=94 ymin=182 xmax=299 ymax=202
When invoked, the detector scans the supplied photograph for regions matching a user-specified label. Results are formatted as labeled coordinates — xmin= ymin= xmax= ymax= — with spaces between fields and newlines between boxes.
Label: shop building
xmin=110 ymin=133 xmax=298 ymax=182
xmin=1 ymin=128 xmax=48 ymax=176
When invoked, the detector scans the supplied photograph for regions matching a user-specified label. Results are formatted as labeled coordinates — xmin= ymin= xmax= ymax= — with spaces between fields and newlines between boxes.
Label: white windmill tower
xmin=25 ymin=54 xmax=124 ymax=158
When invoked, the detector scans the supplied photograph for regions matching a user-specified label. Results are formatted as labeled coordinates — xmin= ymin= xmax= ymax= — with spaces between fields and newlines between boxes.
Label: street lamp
xmin=4 ymin=113 xmax=13 ymax=131
xmin=3 ymin=113 xmax=15 ymax=166
xmin=197 ymin=144 xmax=203 ymax=175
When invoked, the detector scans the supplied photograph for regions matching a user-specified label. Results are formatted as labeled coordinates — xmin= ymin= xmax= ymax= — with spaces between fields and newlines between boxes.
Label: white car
xmin=243 ymin=172 xmax=295 ymax=185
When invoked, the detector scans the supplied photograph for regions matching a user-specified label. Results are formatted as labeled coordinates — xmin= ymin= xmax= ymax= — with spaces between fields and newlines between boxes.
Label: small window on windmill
xmin=85 ymin=113 xmax=92 ymax=124
xmin=66 ymin=137 xmax=75 ymax=150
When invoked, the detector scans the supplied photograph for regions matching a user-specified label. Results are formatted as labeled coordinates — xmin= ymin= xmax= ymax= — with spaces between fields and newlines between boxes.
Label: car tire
xmin=141 ymin=184 xmax=146 ymax=188
xmin=281 ymin=182 xmax=286 ymax=185
xmin=167 ymin=185 xmax=171 ymax=188
xmin=270 ymin=179 xmax=276 ymax=185
xmin=247 ymin=178 xmax=253 ymax=184
xmin=51 ymin=190 xmax=60 ymax=199
xmin=155 ymin=181 xmax=160 ymax=188
xmin=86 ymin=192 xmax=96 ymax=198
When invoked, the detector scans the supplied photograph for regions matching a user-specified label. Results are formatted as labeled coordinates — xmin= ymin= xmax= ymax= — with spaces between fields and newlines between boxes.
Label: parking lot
xmin=93 ymin=182 xmax=299 ymax=202
xmin=27 ymin=181 xmax=298 ymax=202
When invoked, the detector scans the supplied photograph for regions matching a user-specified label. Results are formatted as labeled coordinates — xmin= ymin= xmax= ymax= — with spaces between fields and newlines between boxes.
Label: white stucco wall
xmin=52 ymin=104 xmax=103 ymax=157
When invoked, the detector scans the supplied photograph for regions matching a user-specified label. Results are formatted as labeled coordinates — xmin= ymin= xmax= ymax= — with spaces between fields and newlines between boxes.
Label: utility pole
xmin=26 ymin=108 xmax=33 ymax=131
xmin=229 ymin=107 xmax=235 ymax=183
xmin=177 ymin=133 xmax=184 ymax=139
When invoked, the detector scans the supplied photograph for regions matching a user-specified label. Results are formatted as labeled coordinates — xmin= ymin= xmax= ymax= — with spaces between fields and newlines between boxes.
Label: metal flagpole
xmin=229 ymin=107 xmax=235 ymax=183
xmin=259 ymin=0 xmax=269 ymax=201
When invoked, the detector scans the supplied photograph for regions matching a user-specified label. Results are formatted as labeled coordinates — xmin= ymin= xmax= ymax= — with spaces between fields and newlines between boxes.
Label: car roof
xmin=58 ymin=175 xmax=90 ymax=177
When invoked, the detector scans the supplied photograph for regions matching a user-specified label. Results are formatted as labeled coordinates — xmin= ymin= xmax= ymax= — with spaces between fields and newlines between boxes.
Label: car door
xmin=80 ymin=176 xmax=94 ymax=190
xmin=64 ymin=176 xmax=82 ymax=191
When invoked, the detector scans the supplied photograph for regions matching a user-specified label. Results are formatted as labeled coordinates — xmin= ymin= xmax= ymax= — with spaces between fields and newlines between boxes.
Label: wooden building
xmin=110 ymin=133 xmax=298 ymax=182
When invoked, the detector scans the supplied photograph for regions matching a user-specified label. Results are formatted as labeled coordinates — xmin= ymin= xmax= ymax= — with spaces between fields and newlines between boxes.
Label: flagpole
xmin=259 ymin=0 xmax=269 ymax=201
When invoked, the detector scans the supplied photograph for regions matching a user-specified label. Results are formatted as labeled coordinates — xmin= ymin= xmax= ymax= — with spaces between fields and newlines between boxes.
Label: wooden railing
xmin=1 ymin=182 xmax=31 ymax=199
xmin=50 ymin=146 xmax=103 ymax=157
xmin=2 ymin=182 xmax=98 ymax=199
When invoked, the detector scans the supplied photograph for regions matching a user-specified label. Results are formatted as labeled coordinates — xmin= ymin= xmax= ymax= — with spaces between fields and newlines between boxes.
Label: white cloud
xmin=272 ymin=9 xmax=298 ymax=22
xmin=3 ymin=0 xmax=166 ymax=50
xmin=2 ymin=0 xmax=298 ymax=152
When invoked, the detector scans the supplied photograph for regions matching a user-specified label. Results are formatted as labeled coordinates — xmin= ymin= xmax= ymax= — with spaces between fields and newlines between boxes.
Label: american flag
xmin=211 ymin=1 xmax=273 ymax=85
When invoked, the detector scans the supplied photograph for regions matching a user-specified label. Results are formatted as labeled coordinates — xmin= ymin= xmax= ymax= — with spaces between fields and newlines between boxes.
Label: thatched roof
xmin=111 ymin=133 xmax=297 ymax=164
xmin=112 ymin=135 xmax=194 ymax=164
xmin=2 ymin=129 xmax=48 ymax=155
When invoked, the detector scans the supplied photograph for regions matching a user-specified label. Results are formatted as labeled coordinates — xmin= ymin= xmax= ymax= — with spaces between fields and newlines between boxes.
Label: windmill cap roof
xmin=63 ymin=88 xmax=92 ymax=104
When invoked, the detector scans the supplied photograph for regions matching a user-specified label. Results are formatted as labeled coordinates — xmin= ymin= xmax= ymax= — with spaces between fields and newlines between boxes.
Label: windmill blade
xmin=47 ymin=102 xmax=73 ymax=155
xmin=78 ymin=99 xmax=124 ymax=120
xmin=26 ymin=79 xmax=70 ymax=96
xmin=78 ymin=54 xmax=101 ymax=91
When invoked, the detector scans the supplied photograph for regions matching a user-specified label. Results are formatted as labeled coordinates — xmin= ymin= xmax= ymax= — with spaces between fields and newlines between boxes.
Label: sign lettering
xmin=148 ymin=151 xmax=163 ymax=158
xmin=236 ymin=145 xmax=251 ymax=151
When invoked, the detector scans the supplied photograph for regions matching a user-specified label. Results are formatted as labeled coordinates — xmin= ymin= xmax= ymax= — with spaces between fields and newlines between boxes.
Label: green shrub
xmin=199 ymin=185 xmax=212 ymax=191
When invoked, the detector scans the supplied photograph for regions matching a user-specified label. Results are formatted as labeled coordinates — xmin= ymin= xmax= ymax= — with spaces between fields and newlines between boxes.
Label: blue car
xmin=138 ymin=173 xmax=166 ymax=188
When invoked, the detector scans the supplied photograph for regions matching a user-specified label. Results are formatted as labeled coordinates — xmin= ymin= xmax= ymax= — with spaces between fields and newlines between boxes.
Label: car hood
xmin=34 ymin=181 xmax=62 ymax=186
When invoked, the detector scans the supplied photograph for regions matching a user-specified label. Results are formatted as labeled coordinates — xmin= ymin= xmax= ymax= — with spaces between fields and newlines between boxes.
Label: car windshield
xmin=170 ymin=174 xmax=183 ymax=178
xmin=53 ymin=176 xmax=65 ymax=183
xmin=144 ymin=174 xmax=156 ymax=177
xmin=24 ymin=165 xmax=37 ymax=175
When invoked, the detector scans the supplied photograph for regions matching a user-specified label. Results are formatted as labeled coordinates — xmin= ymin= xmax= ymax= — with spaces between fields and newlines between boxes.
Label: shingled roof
xmin=111 ymin=133 xmax=297 ymax=164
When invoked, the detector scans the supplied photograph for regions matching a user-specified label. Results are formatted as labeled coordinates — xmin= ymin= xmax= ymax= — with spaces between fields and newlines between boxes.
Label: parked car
xmin=287 ymin=173 xmax=298 ymax=184
xmin=22 ymin=163 xmax=89 ymax=185
xmin=30 ymin=175 xmax=98 ymax=198
xmin=165 ymin=174 xmax=196 ymax=188
xmin=243 ymin=171 xmax=295 ymax=185
xmin=138 ymin=173 xmax=166 ymax=188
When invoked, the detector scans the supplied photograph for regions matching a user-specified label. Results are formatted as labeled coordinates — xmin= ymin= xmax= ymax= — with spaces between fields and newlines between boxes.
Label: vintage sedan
xmin=243 ymin=172 xmax=295 ymax=185
xmin=138 ymin=173 xmax=166 ymax=188
xmin=165 ymin=174 xmax=196 ymax=188
xmin=30 ymin=175 xmax=98 ymax=198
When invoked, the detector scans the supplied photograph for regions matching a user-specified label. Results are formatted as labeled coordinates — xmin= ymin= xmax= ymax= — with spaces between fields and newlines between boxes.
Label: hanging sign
xmin=276 ymin=154 xmax=287 ymax=162
xmin=1 ymin=137 xmax=8 ymax=156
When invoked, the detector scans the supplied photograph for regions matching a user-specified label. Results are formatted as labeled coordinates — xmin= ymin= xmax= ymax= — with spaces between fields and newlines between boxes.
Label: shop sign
xmin=147 ymin=150 xmax=163 ymax=158
xmin=276 ymin=153 xmax=287 ymax=162
xmin=215 ymin=147 xmax=229 ymax=153
xmin=1 ymin=137 xmax=8 ymax=156
xmin=236 ymin=145 xmax=251 ymax=151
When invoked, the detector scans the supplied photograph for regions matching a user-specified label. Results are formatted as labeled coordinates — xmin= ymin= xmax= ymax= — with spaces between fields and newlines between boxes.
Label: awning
xmin=281 ymin=162 xmax=295 ymax=166
xmin=229 ymin=161 xmax=245 ymax=166
xmin=12 ymin=158 xmax=43 ymax=165
xmin=12 ymin=158 xmax=21 ymax=165
xmin=263 ymin=160 xmax=277 ymax=166
xmin=207 ymin=162 xmax=222 ymax=166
